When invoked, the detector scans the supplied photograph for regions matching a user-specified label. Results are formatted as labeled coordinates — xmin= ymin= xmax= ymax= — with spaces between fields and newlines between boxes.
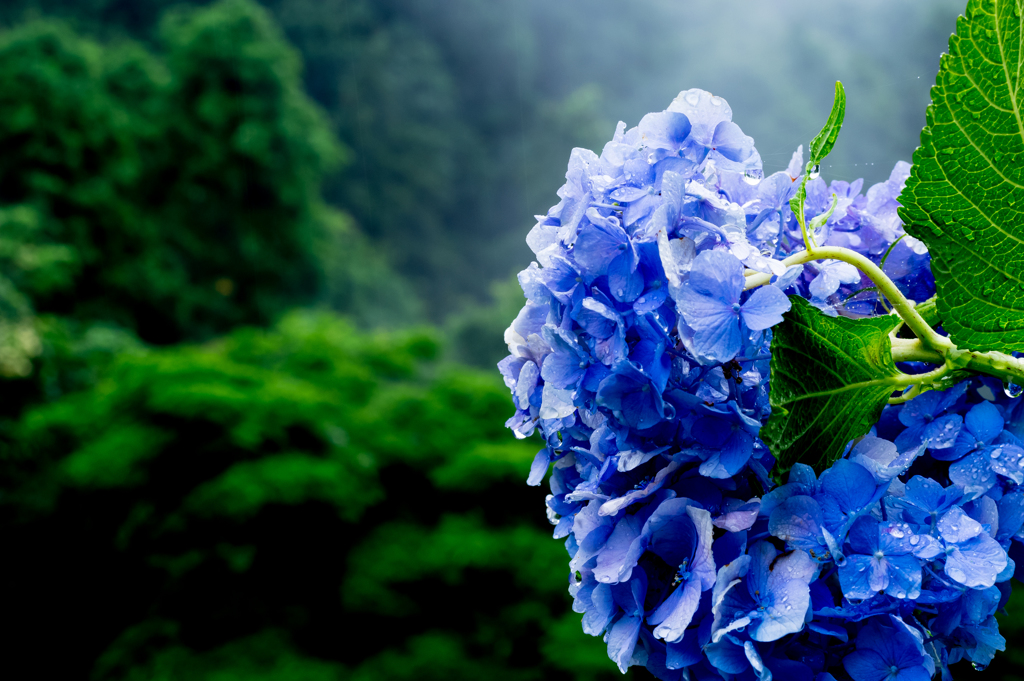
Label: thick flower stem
xmin=890 ymin=338 xmax=944 ymax=364
xmin=744 ymin=246 xmax=1024 ymax=390
xmin=744 ymin=245 xmax=948 ymax=351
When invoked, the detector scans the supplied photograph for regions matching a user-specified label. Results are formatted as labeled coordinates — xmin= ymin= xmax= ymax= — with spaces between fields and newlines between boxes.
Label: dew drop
xmin=1004 ymin=382 xmax=1023 ymax=398
xmin=743 ymin=174 xmax=760 ymax=185
xmin=809 ymin=165 xmax=821 ymax=180
xmin=685 ymin=92 xmax=700 ymax=106
xmin=910 ymin=535 xmax=920 ymax=545
xmin=710 ymin=96 xmax=723 ymax=107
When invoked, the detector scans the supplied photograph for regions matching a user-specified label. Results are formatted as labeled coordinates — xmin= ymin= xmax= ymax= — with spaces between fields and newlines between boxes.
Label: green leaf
xmin=762 ymin=297 xmax=902 ymax=479
xmin=809 ymin=81 xmax=846 ymax=164
xmin=899 ymin=0 xmax=1024 ymax=351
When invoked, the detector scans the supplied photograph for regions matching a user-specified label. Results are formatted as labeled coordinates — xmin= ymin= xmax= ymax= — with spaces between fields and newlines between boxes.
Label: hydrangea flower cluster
xmin=499 ymin=89 xmax=1022 ymax=679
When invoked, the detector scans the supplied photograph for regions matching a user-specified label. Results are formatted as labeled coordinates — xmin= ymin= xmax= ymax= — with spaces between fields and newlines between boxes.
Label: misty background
xmin=3 ymin=0 xmax=959 ymax=329
xmin=3 ymin=1 xmax=1014 ymax=680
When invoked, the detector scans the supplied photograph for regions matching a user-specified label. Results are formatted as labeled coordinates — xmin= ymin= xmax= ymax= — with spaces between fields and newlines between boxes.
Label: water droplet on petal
xmin=685 ymin=92 xmax=700 ymax=106
xmin=710 ymin=96 xmax=723 ymax=106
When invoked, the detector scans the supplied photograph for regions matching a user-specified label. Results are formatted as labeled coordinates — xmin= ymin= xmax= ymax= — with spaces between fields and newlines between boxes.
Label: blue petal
xmin=638 ymin=111 xmax=693 ymax=150
xmin=576 ymin=298 xmax=621 ymax=340
xmin=689 ymin=316 xmax=742 ymax=364
xmin=921 ymin=413 xmax=963 ymax=450
xmin=593 ymin=514 xmax=645 ymax=584
xmin=818 ymin=459 xmax=876 ymax=515
xmin=650 ymin=578 xmax=702 ymax=642
xmin=949 ymin=452 xmax=998 ymax=499
xmin=699 ymin=429 xmax=753 ymax=479
xmin=937 ymin=506 xmax=984 ymax=543
xmin=665 ymin=632 xmax=702 ymax=669
xmin=687 ymin=249 xmax=744 ymax=304
xmin=838 ymin=555 xmax=878 ymax=600
xmin=608 ymin=250 xmax=644 ymax=302
xmin=705 ymin=637 xmax=749 ymax=674
xmin=843 ymin=649 xmax=891 ymax=681
xmin=945 ymin=533 xmax=1007 ymax=588
xmin=677 ymin=285 xmax=734 ymax=331
xmin=846 ymin=516 xmax=880 ymax=555
xmin=527 ymin=448 xmax=550 ymax=486
xmin=883 ymin=555 xmax=923 ymax=599
xmin=574 ymin=214 xmax=629 ymax=277
xmin=540 ymin=351 xmax=586 ymax=390
xmin=711 ymin=120 xmax=753 ymax=162
xmin=965 ymin=400 xmax=1004 ymax=443
xmin=740 ymin=283 xmax=791 ymax=331
xmin=643 ymin=497 xmax=699 ymax=567
xmin=606 ymin=614 xmax=643 ymax=673
xmin=768 ymin=495 xmax=826 ymax=555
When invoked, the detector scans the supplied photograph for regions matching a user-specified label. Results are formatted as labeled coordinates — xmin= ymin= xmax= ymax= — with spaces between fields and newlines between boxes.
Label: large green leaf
xmin=762 ymin=297 xmax=902 ymax=479
xmin=899 ymin=0 xmax=1024 ymax=352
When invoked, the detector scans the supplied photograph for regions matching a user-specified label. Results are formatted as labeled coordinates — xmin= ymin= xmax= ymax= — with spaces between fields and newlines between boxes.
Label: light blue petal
xmin=740 ymin=283 xmax=791 ymax=331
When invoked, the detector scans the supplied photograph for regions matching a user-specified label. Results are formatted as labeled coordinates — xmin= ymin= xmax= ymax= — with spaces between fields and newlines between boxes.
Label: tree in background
xmin=0 ymin=0 xmax=340 ymax=344
xmin=3 ymin=312 xmax=631 ymax=680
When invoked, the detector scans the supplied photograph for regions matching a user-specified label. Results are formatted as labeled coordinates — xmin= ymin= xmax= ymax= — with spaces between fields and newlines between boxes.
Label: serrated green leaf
xmin=809 ymin=81 xmax=846 ymax=164
xmin=762 ymin=297 xmax=902 ymax=479
xmin=899 ymin=0 xmax=1024 ymax=352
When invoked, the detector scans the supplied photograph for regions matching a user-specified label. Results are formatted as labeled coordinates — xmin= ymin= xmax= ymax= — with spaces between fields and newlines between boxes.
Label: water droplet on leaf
xmin=1005 ymin=382 xmax=1023 ymax=398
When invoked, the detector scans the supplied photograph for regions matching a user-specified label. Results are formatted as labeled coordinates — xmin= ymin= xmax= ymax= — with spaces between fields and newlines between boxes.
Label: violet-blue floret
xmin=498 ymin=89 xmax=1024 ymax=679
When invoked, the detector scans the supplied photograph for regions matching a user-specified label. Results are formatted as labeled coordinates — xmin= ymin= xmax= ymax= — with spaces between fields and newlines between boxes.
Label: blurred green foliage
xmin=0 ymin=1 xmax=627 ymax=678
xmin=0 ymin=1 xmax=340 ymax=342
xmin=3 ymin=312 xmax=627 ymax=679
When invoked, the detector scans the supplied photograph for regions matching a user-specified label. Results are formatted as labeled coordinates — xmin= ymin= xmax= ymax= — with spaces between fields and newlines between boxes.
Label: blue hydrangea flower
xmin=711 ymin=541 xmax=816 ymax=642
xmin=499 ymin=88 xmax=1023 ymax=679
xmin=844 ymin=616 xmax=934 ymax=681
xmin=677 ymin=250 xmax=790 ymax=364
xmin=839 ymin=517 xmax=924 ymax=599
xmin=937 ymin=506 xmax=1007 ymax=588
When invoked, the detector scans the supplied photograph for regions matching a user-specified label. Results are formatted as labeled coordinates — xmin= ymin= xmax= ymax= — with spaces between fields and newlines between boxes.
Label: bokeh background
xmin=1 ymin=0 xmax=1021 ymax=679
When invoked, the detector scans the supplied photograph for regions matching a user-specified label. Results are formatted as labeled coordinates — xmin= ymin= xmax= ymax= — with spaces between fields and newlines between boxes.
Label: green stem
xmin=890 ymin=338 xmax=944 ymax=364
xmin=888 ymin=384 xmax=924 ymax=405
xmin=963 ymin=350 xmax=1024 ymax=387
xmin=913 ymin=295 xmax=940 ymax=327
xmin=745 ymin=247 xmax=1024 ymax=389
xmin=745 ymin=245 xmax=950 ymax=352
